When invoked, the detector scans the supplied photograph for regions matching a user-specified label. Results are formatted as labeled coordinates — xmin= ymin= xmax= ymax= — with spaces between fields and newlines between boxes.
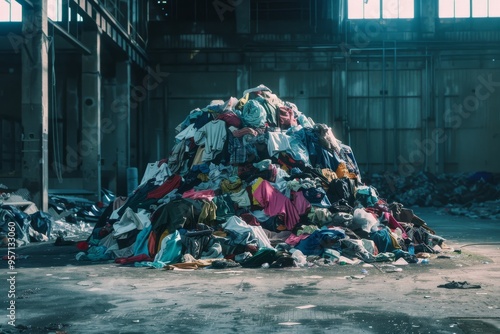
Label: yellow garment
xmin=191 ymin=146 xmax=205 ymax=168
xmin=197 ymin=173 xmax=209 ymax=182
xmin=251 ymin=177 xmax=265 ymax=206
xmin=335 ymin=162 xmax=357 ymax=179
xmin=321 ymin=168 xmax=338 ymax=183
xmin=236 ymin=93 xmax=249 ymax=110
xmin=164 ymin=258 xmax=217 ymax=270
xmin=389 ymin=231 xmax=402 ymax=250
xmin=157 ymin=229 xmax=170 ymax=253
xmin=198 ymin=200 xmax=217 ymax=225
xmin=220 ymin=178 xmax=243 ymax=194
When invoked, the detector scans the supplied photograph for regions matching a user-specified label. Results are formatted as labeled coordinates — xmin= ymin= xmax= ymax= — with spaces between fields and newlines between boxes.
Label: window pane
xmin=48 ymin=0 xmax=58 ymax=21
xmin=399 ymin=0 xmax=414 ymax=18
xmin=0 ymin=1 xmax=10 ymax=21
xmin=365 ymin=0 xmax=381 ymax=18
xmin=11 ymin=1 xmax=22 ymax=21
xmin=489 ymin=0 xmax=500 ymax=17
xmin=455 ymin=0 xmax=471 ymax=17
xmin=383 ymin=0 xmax=399 ymax=18
xmin=472 ymin=0 xmax=488 ymax=17
xmin=348 ymin=0 xmax=364 ymax=19
xmin=439 ymin=0 xmax=455 ymax=17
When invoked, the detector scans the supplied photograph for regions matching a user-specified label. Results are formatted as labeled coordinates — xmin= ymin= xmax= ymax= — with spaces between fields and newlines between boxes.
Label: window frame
xmin=439 ymin=0 xmax=500 ymax=18
xmin=347 ymin=0 xmax=415 ymax=20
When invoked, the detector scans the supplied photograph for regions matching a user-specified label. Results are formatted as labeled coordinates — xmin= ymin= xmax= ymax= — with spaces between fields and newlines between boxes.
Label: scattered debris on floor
xmin=437 ymin=281 xmax=482 ymax=289
xmin=0 ymin=187 xmax=112 ymax=247
xmin=366 ymin=171 xmax=500 ymax=219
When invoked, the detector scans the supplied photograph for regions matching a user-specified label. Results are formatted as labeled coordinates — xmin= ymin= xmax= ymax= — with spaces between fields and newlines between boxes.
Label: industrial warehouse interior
xmin=0 ymin=1 xmax=500 ymax=333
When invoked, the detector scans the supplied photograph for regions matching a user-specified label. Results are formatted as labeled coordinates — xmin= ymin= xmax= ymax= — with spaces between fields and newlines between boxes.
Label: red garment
xmin=252 ymin=179 xmax=300 ymax=231
xmin=217 ymin=111 xmax=242 ymax=128
xmin=76 ymin=241 xmax=89 ymax=251
xmin=115 ymin=254 xmax=153 ymax=265
xmin=182 ymin=188 xmax=216 ymax=201
xmin=240 ymin=212 xmax=260 ymax=226
xmin=384 ymin=212 xmax=409 ymax=239
xmin=146 ymin=174 xmax=182 ymax=199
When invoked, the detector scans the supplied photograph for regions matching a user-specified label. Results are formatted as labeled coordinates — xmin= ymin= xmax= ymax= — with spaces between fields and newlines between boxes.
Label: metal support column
xmin=115 ymin=61 xmax=131 ymax=196
xmin=81 ymin=30 xmax=101 ymax=201
xmin=21 ymin=0 xmax=49 ymax=211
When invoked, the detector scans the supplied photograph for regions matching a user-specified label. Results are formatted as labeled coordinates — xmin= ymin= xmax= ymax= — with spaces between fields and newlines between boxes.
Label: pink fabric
xmin=384 ymin=212 xmax=409 ymax=239
xmin=252 ymin=179 xmax=300 ymax=231
xmin=285 ymin=233 xmax=309 ymax=247
xmin=291 ymin=191 xmax=311 ymax=216
xmin=278 ymin=105 xmax=297 ymax=129
xmin=182 ymin=188 xmax=216 ymax=201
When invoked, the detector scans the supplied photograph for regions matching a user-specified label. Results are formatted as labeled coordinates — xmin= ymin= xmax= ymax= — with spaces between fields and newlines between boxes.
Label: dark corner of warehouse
xmin=1 ymin=0 xmax=500 ymax=332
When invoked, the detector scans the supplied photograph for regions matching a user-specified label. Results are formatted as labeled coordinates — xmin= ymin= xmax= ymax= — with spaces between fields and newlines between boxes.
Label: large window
xmin=0 ymin=0 xmax=64 ymax=22
xmin=348 ymin=0 xmax=414 ymax=19
xmin=439 ymin=0 xmax=500 ymax=18
xmin=0 ymin=0 xmax=22 ymax=22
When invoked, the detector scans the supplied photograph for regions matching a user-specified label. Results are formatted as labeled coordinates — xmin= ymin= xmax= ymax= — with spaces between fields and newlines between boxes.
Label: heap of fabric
xmin=78 ymin=84 xmax=445 ymax=269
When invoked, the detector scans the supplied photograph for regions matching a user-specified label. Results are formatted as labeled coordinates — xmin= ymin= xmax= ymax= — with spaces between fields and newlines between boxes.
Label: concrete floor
xmin=1 ymin=207 xmax=500 ymax=334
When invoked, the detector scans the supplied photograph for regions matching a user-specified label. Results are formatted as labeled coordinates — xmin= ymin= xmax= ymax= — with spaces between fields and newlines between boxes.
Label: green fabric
xmin=240 ymin=248 xmax=277 ymax=268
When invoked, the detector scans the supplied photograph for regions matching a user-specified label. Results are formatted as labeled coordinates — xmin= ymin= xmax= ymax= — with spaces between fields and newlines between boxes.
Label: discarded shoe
xmin=437 ymin=281 xmax=481 ymax=289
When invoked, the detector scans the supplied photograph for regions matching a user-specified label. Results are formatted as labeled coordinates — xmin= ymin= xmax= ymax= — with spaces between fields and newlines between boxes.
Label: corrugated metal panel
xmin=346 ymin=66 xmax=425 ymax=171
xmin=438 ymin=69 xmax=491 ymax=128
xmin=443 ymin=31 xmax=500 ymax=41
xmin=347 ymin=98 xmax=368 ymax=128
xmin=166 ymin=72 xmax=236 ymax=98
xmin=437 ymin=68 xmax=500 ymax=172
xmin=347 ymin=71 xmax=368 ymax=96
xmin=162 ymin=34 xmax=229 ymax=49
xmin=397 ymin=98 xmax=421 ymax=128
xmin=296 ymin=98 xmax=333 ymax=125
xmin=252 ymin=71 xmax=331 ymax=98
xmin=348 ymin=69 xmax=420 ymax=97
xmin=396 ymin=71 xmax=421 ymax=96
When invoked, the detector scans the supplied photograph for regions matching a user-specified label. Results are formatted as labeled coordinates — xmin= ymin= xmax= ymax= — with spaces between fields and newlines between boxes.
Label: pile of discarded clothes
xmin=76 ymin=84 xmax=446 ymax=269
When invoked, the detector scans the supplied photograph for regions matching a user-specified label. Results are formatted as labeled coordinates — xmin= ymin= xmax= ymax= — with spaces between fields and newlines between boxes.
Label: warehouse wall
xmin=154 ymin=47 xmax=500 ymax=176
xmin=0 ymin=54 xmax=22 ymax=179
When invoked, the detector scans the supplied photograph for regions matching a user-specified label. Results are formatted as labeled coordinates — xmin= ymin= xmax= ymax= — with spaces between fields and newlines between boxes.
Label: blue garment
xmin=287 ymin=128 xmax=311 ymax=166
xmin=302 ymin=187 xmax=332 ymax=208
xmin=370 ymin=228 xmax=397 ymax=253
xmin=242 ymin=100 xmax=267 ymax=128
xmin=133 ymin=224 xmax=152 ymax=257
xmin=154 ymin=230 xmax=183 ymax=264
xmin=295 ymin=229 xmax=345 ymax=256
